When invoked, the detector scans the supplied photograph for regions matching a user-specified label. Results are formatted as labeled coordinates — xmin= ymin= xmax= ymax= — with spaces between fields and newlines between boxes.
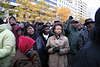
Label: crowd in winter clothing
xmin=0 ymin=7 xmax=100 ymax=67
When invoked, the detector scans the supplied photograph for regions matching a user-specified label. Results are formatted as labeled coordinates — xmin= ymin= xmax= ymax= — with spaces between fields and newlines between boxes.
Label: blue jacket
xmin=78 ymin=27 xmax=89 ymax=48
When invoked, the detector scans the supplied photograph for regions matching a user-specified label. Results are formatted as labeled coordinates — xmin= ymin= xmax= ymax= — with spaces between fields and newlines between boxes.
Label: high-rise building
xmin=71 ymin=0 xmax=87 ymax=20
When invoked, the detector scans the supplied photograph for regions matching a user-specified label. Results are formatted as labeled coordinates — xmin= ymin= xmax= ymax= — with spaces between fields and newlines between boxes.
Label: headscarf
xmin=18 ymin=36 xmax=36 ymax=54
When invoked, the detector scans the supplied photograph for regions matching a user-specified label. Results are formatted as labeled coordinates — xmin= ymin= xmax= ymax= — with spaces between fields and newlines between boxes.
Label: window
xmin=9 ymin=0 xmax=16 ymax=2
xmin=34 ymin=0 xmax=37 ymax=3
xmin=59 ymin=0 xmax=61 ymax=2
xmin=48 ymin=1 xmax=57 ymax=6
xmin=54 ymin=0 xmax=57 ymax=2
xmin=62 ymin=1 xmax=63 ymax=3
xmin=50 ymin=6 xmax=53 ymax=8
xmin=59 ymin=4 xmax=61 ymax=7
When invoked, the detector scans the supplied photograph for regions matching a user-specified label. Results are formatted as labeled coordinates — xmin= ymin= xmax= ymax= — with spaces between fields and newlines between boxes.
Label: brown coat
xmin=11 ymin=49 xmax=41 ymax=67
xmin=46 ymin=35 xmax=70 ymax=67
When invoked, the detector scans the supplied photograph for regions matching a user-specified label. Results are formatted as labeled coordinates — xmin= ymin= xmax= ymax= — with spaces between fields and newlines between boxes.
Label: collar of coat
xmin=52 ymin=34 xmax=63 ymax=40
xmin=0 ymin=24 xmax=7 ymax=33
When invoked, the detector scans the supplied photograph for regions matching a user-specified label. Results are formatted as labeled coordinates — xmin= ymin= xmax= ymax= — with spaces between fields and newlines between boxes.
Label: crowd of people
xmin=0 ymin=8 xmax=100 ymax=67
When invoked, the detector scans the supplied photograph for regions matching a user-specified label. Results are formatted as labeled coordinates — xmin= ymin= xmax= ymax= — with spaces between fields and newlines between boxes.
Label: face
xmin=38 ymin=24 xmax=43 ymax=29
xmin=9 ymin=18 xmax=15 ymax=22
xmin=71 ymin=23 xmax=77 ymax=28
xmin=54 ymin=25 xmax=62 ymax=35
xmin=17 ymin=29 xmax=23 ymax=37
xmin=77 ymin=25 xmax=83 ymax=31
xmin=44 ymin=27 xmax=50 ymax=35
xmin=27 ymin=26 xmax=35 ymax=35
xmin=87 ymin=23 xmax=95 ymax=28
xmin=10 ymin=20 xmax=17 ymax=29
xmin=46 ymin=23 xmax=50 ymax=27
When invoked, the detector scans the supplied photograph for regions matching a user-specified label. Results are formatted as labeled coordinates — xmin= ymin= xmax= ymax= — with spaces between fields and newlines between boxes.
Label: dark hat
xmin=54 ymin=20 xmax=60 ymax=23
xmin=84 ymin=18 xmax=95 ymax=25
xmin=42 ymin=25 xmax=49 ymax=30
xmin=71 ymin=20 xmax=79 ymax=24
xmin=0 ymin=18 xmax=4 ymax=24
xmin=37 ymin=21 xmax=44 ymax=25
xmin=95 ymin=8 xmax=100 ymax=29
xmin=46 ymin=22 xmax=51 ymax=24
xmin=9 ymin=16 xmax=16 ymax=21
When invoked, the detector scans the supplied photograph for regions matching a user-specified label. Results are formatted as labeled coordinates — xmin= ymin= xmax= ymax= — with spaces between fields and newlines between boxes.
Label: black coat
xmin=78 ymin=27 xmax=89 ymax=49
xmin=36 ymin=33 xmax=53 ymax=67
xmin=72 ymin=41 xmax=100 ymax=67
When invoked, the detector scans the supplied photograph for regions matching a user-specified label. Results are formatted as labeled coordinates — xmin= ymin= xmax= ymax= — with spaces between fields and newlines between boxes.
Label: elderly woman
xmin=46 ymin=23 xmax=70 ymax=67
xmin=11 ymin=36 xmax=41 ymax=67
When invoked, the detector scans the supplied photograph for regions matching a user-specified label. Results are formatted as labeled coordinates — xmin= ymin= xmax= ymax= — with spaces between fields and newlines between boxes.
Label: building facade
xmin=71 ymin=0 xmax=87 ymax=20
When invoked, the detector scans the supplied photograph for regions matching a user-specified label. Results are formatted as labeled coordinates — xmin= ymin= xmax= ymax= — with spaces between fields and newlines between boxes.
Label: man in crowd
xmin=78 ymin=18 xmax=95 ymax=49
xmin=65 ymin=16 xmax=79 ymax=66
xmin=72 ymin=8 xmax=100 ymax=67
xmin=0 ymin=18 xmax=15 ymax=67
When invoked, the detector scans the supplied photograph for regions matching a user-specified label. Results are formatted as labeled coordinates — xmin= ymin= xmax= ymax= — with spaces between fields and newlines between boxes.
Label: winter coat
xmin=36 ymin=33 xmax=52 ymax=67
xmin=0 ymin=24 xmax=16 ymax=67
xmin=78 ymin=28 xmax=89 ymax=48
xmin=11 ymin=49 xmax=41 ymax=67
xmin=46 ymin=35 xmax=70 ymax=67
xmin=72 ymin=41 xmax=100 ymax=67
xmin=65 ymin=20 xmax=79 ymax=54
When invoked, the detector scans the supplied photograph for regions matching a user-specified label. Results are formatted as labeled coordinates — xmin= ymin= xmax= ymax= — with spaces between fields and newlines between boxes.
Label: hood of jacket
xmin=0 ymin=24 xmax=7 ymax=33
xmin=14 ymin=26 xmax=23 ymax=50
xmin=14 ymin=26 xmax=23 ymax=38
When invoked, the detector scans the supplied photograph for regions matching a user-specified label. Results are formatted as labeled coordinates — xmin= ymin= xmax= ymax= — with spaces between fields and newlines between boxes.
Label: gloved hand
xmin=44 ymin=46 xmax=51 ymax=51
xmin=53 ymin=47 xmax=60 ymax=53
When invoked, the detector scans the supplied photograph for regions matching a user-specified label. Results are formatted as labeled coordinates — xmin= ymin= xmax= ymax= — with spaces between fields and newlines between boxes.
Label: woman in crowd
xmin=25 ymin=24 xmax=39 ymax=50
xmin=14 ymin=26 xmax=24 ymax=50
xmin=11 ymin=36 xmax=41 ymax=67
xmin=36 ymin=25 xmax=53 ymax=67
xmin=25 ymin=24 xmax=39 ymax=40
xmin=46 ymin=23 xmax=70 ymax=67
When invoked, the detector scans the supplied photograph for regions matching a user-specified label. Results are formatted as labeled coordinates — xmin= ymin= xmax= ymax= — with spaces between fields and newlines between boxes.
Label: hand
xmin=53 ymin=47 xmax=60 ymax=53
xmin=44 ymin=46 xmax=51 ymax=51
xmin=69 ymin=16 xmax=73 ymax=20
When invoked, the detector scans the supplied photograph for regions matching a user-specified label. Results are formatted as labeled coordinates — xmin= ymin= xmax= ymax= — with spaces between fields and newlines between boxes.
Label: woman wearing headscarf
xmin=11 ymin=36 xmax=41 ymax=67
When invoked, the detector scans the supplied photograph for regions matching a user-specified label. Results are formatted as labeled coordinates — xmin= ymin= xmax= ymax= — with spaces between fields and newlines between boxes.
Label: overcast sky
xmin=82 ymin=0 xmax=100 ymax=20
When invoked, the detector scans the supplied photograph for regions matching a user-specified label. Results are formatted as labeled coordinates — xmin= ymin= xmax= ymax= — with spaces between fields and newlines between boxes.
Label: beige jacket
xmin=46 ymin=35 xmax=70 ymax=67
